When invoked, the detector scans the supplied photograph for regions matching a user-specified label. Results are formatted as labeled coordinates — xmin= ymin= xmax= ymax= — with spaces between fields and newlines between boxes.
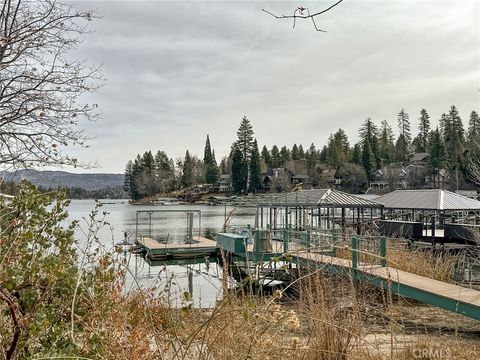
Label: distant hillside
xmin=1 ymin=170 xmax=124 ymax=191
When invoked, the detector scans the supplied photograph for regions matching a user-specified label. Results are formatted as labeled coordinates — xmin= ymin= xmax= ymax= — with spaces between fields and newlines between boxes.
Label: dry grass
xmin=335 ymin=238 xmax=458 ymax=282
xmin=387 ymin=246 xmax=457 ymax=282
xmin=46 ymin=240 xmax=479 ymax=359
xmin=62 ymin=262 xmax=480 ymax=360
xmin=4 ymin=240 xmax=473 ymax=359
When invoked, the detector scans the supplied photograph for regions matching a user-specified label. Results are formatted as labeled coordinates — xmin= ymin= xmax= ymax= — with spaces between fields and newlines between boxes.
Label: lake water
xmin=67 ymin=199 xmax=256 ymax=307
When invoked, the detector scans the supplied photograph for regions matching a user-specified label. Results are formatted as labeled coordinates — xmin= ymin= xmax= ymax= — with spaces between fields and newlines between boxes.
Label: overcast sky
xmin=63 ymin=0 xmax=479 ymax=173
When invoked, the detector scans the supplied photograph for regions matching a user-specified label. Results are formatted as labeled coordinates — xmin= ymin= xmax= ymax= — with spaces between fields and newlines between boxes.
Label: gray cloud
xmin=60 ymin=0 xmax=479 ymax=173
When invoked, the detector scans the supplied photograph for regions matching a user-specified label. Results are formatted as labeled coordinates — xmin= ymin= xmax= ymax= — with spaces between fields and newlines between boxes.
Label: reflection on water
xmin=67 ymin=199 xmax=256 ymax=307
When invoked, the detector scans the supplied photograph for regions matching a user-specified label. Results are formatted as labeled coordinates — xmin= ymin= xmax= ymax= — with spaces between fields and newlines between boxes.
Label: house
xmin=261 ymin=175 xmax=273 ymax=193
xmin=291 ymin=174 xmax=309 ymax=186
xmin=370 ymin=167 xmax=408 ymax=192
xmin=191 ymin=184 xmax=211 ymax=195
xmin=410 ymin=152 xmax=429 ymax=163
xmin=218 ymin=174 xmax=233 ymax=193
xmin=207 ymin=195 xmax=236 ymax=205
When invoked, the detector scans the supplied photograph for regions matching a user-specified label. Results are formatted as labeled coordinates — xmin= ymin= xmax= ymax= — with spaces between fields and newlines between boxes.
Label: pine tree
xmin=231 ymin=147 xmax=247 ymax=193
xmin=428 ymin=128 xmax=446 ymax=187
xmin=181 ymin=150 xmax=194 ymax=188
xmin=131 ymin=154 xmax=144 ymax=200
xmin=439 ymin=113 xmax=448 ymax=138
xmin=204 ymin=135 xmax=219 ymax=184
xmin=397 ymin=109 xmax=411 ymax=162
xmin=442 ymin=106 xmax=465 ymax=180
xmin=270 ymin=145 xmax=280 ymax=168
xmin=298 ymin=144 xmax=305 ymax=159
xmin=468 ymin=110 xmax=480 ymax=139
xmin=142 ymin=151 xmax=155 ymax=175
xmin=204 ymin=134 xmax=213 ymax=164
xmin=155 ymin=150 xmax=175 ymax=192
xmin=359 ymin=118 xmax=380 ymax=168
xmin=379 ymin=120 xmax=395 ymax=164
xmin=279 ymin=146 xmax=291 ymax=166
xmin=361 ymin=140 xmax=376 ymax=182
xmin=449 ymin=105 xmax=465 ymax=142
xmin=351 ymin=143 xmax=362 ymax=165
xmin=155 ymin=151 xmax=172 ymax=174
xmin=417 ymin=108 xmax=431 ymax=152
xmin=123 ymin=160 xmax=133 ymax=196
xmin=306 ymin=143 xmax=317 ymax=170
xmin=326 ymin=129 xmax=350 ymax=168
xmin=319 ymin=145 xmax=328 ymax=163
xmin=394 ymin=134 xmax=406 ymax=162
xmin=249 ymin=140 xmax=263 ymax=193
xmin=235 ymin=116 xmax=255 ymax=162
xmin=291 ymin=144 xmax=300 ymax=160
xmin=467 ymin=110 xmax=480 ymax=157
xmin=261 ymin=145 xmax=271 ymax=168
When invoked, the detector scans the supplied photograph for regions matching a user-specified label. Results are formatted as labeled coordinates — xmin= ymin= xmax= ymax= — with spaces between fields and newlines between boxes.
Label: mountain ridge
xmin=1 ymin=169 xmax=124 ymax=191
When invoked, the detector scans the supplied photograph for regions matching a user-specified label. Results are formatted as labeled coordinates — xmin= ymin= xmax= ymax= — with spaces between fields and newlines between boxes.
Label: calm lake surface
xmin=67 ymin=199 xmax=256 ymax=307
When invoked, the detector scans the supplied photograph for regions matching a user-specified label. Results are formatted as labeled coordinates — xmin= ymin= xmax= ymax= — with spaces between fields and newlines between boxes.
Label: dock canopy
xmin=373 ymin=189 xmax=480 ymax=211
xmin=249 ymin=189 xmax=382 ymax=208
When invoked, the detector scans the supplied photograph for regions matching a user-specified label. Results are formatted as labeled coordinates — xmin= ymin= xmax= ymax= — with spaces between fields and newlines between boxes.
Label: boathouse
xmin=244 ymin=188 xmax=382 ymax=236
xmin=374 ymin=189 xmax=480 ymax=243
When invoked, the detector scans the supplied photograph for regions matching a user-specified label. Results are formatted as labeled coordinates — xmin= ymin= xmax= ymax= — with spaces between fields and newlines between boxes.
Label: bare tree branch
xmin=263 ymin=0 xmax=344 ymax=32
xmin=0 ymin=0 xmax=103 ymax=170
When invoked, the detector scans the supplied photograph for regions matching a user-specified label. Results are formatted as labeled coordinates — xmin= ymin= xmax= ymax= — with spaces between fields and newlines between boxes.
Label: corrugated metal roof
xmin=251 ymin=189 xmax=380 ymax=208
xmin=373 ymin=189 xmax=480 ymax=210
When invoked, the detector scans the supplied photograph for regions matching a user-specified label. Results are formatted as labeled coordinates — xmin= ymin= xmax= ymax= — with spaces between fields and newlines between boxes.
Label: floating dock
xmin=139 ymin=235 xmax=218 ymax=261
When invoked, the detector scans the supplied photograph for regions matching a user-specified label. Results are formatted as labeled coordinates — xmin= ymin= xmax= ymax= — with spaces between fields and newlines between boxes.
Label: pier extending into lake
xmin=133 ymin=189 xmax=480 ymax=321
xmin=217 ymin=230 xmax=480 ymax=321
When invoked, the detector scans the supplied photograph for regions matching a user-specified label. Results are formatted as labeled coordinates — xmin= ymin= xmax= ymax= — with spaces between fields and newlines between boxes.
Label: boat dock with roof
xmin=132 ymin=188 xmax=480 ymax=321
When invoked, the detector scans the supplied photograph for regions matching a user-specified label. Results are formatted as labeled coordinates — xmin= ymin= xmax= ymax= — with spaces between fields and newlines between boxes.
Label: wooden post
xmin=306 ymin=229 xmax=311 ymax=251
xmin=431 ymin=213 xmax=436 ymax=237
xmin=380 ymin=236 xmax=387 ymax=267
xmin=261 ymin=207 xmax=264 ymax=229
xmin=332 ymin=207 xmax=336 ymax=231
xmin=254 ymin=229 xmax=260 ymax=263
xmin=351 ymin=236 xmax=358 ymax=279
xmin=188 ymin=269 xmax=193 ymax=297
xmin=327 ymin=207 xmax=330 ymax=230
xmin=283 ymin=227 xmax=289 ymax=253
xmin=285 ymin=206 xmax=289 ymax=230
xmin=357 ymin=208 xmax=361 ymax=235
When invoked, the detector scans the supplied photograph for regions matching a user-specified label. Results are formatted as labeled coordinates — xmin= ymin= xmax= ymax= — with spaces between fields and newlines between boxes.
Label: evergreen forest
xmin=124 ymin=107 xmax=480 ymax=200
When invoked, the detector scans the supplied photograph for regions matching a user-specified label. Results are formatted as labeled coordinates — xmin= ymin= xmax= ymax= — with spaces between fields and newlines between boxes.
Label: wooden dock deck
xmin=218 ymin=233 xmax=480 ymax=320
xmin=290 ymin=250 xmax=480 ymax=320
xmin=295 ymin=251 xmax=480 ymax=307
xmin=139 ymin=236 xmax=218 ymax=261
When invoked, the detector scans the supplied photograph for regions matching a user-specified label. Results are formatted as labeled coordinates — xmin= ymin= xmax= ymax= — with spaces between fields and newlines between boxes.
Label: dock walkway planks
xmin=216 ymin=233 xmax=480 ymax=320
xmin=294 ymin=250 xmax=480 ymax=312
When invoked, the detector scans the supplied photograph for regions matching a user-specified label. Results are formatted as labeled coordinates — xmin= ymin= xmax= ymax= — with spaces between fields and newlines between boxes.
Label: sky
xmin=62 ymin=0 xmax=479 ymax=173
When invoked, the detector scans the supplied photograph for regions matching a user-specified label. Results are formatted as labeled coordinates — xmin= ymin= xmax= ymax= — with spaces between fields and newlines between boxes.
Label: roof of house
xmin=250 ymin=189 xmax=381 ymax=208
xmin=373 ymin=189 xmax=480 ymax=210
xmin=412 ymin=152 xmax=429 ymax=162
